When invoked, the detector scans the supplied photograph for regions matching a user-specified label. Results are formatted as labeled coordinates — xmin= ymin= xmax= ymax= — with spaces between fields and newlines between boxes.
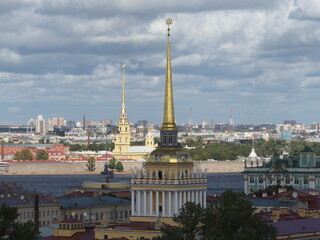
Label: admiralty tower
xmin=130 ymin=19 xmax=208 ymax=224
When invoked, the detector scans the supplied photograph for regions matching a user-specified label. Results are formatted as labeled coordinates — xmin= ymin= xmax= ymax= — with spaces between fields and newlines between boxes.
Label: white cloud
xmin=1 ymin=0 xmax=320 ymax=124
xmin=0 ymin=48 xmax=21 ymax=63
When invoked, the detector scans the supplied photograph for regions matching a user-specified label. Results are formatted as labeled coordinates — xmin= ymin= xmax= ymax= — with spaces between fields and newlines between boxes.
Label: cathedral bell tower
xmin=130 ymin=19 xmax=208 ymax=225
xmin=113 ymin=64 xmax=131 ymax=155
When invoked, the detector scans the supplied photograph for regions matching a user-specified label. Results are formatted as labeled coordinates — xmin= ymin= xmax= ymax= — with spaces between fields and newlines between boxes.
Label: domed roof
xmin=146 ymin=147 xmax=192 ymax=164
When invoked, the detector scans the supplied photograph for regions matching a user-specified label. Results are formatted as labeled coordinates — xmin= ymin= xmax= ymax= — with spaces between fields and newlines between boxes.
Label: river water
xmin=0 ymin=173 xmax=244 ymax=196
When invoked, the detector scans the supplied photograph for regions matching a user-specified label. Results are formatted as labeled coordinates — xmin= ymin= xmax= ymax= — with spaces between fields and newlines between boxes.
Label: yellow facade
xmin=95 ymin=227 xmax=162 ymax=240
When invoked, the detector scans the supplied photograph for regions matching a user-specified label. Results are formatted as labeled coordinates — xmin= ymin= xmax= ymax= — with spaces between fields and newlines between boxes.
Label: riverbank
xmin=0 ymin=161 xmax=244 ymax=175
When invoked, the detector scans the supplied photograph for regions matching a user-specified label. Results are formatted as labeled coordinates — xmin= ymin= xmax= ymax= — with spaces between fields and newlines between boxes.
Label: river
xmin=0 ymin=173 xmax=244 ymax=196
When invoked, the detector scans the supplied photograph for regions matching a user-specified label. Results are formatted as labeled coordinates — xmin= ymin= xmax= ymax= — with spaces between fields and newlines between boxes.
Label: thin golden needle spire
xmin=161 ymin=18 xmax=177 ymax=131
xmin=121 ymin=64 xmax=127 ymax=117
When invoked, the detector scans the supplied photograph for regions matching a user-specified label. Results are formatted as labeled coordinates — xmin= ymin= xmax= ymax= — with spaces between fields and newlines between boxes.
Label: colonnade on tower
xmin=130 ymin=167 xmax=207 ymax=219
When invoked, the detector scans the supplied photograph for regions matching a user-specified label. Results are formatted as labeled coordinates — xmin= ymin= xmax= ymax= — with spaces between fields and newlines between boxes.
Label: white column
xmin=187 ymin=191 xmax=191 ymax=202
xmin=183 ymin=191 xmax=187 ymax=205
xmin=149 ymin=191 xmax=153 ymax=216
xmin=179 ymin=191 xmax=183 ymax=209
xmin=174 ymin=191 xmax=178 ymax=214
xmin=156 ymin=191 xmax=159 ymax=216
xmin=162 ymin=191 xmax=166 ymax=216
xmin=168 ymin=191 xmax=172 ymax=216
xmin=143 ymin=191 xmax=147 ymax=216
xmin=191 ymin=191 xmax=195 ymax=202
xmin=137 ymin=190 xmax=141 ymax=215
xmin=195 ymin=190 xmax=199 ymax=204
xmin=203 ymin=190 xmax=207 ymax=208
xmin=199 ymin=191 xmax=202 ymax=207
xmin=131 ymin=190 xmax=135 ymax=215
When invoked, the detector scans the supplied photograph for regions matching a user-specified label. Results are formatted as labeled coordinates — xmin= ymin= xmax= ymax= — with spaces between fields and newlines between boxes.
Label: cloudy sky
xmin=1 ymin=0 xmax=320 ymax=125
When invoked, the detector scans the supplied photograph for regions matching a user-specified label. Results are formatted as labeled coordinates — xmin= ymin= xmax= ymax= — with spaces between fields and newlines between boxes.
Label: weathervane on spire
xmin=166 ymin=18 xmax=173 ymax=37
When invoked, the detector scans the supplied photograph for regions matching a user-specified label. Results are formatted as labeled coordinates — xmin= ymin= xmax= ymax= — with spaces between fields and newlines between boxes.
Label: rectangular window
xmin=285 ymin=178 xmax=290 ymax=184
xmin=294 ymin=178 xmax=299 ymax=185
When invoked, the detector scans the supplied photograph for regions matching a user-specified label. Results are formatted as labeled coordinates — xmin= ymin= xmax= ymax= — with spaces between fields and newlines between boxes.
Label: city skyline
xmin=0 ymin=1 xmax=320 ymax=124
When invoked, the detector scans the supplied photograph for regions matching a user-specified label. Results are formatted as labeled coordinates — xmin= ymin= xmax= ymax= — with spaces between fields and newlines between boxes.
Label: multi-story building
xmin=57 ymin=195 xmax=131 ymax=224
xmin=243 ymin=147 xmax=320 ymax=194
xmin=52 ymin=118 xmax=67 ymax=128
xmin=35 ymin=115 xmax=46 ymax=135
xmin=0 ymin=182 xmax=60 ymax=227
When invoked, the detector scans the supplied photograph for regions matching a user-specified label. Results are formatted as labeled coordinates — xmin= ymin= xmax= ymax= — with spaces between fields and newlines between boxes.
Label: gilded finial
xmin=166 ymin=18 xmax=173 ymax=37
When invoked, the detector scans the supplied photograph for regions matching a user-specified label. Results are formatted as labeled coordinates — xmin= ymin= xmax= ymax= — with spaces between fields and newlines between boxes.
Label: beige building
xmin=0 ymin=182 xmax=60 ymax=227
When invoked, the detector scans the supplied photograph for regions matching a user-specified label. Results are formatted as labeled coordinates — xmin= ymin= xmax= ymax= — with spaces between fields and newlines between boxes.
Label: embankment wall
xmin=0 ymin=161 xmax=244 ymax=175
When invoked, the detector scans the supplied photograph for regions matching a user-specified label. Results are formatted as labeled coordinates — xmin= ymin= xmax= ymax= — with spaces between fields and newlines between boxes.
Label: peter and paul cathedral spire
xmin=113 ymin=64 xmax=131 ymax=155
xmin=121 ymin=64 xmax=127 ymax=119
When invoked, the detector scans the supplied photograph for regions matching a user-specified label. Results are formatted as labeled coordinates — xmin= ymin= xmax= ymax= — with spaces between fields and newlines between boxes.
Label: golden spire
xmin=121 ymin=64 xmax=127 ymax=118
xmin=161 ymin=18 xmax=177 ymax=131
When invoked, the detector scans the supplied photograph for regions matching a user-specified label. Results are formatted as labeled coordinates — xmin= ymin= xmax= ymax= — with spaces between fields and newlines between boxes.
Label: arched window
xmin=249 ymin=177 xmax=254 ymax=183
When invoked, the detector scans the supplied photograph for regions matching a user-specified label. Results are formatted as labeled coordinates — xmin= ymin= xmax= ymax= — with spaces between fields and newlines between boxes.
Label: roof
xmin=41 ymin=229 xmax=94 ymax=240
xmin=107 ymin=221 xmax=171 ymax=231
xmin=58 ymin=195 xmax=130 ymax=209
xmin=127 ymin=146 xmax=155 ymax=153
xmin=246 ymin=198 xmax=295 ymax=208
xmin=0 ymin=182 xmax=58 ymax=207
xmin=270 ymin=218 xmax=320 ymax=236
xmin=300 ymin=146 xmax=315 ymax=153
xmin=4 ymin=143 xmax=54 ymax=148
xmin=60 ymin=218 xmax=83 ymax=224
xmin=257 ymin=209 xmax=304 ymax=223
xmin=248 ymin=148 xmax=258 ymax=158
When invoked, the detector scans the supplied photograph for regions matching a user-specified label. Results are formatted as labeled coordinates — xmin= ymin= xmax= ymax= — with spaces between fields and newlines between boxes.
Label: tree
xmin=36 ymin=149 xmax=49 ymax=160
xmin=0 ymin=204 xmax=37 ymax=240
xmin=115 ymin=161 xmax=124 ymax=172
xmin=108 ymin=158 xmax=116 ymax=171
xmin=86 ymin=156 xmax=96 ymax=171
xmin=13 ymin=149 xmax=33 ymax=161
xmin=158 ymin=202 xmax=204 ymax=240
xmin=159 ymin=190 xmax=277 ymax=240
xmin=202 ymin=190 xmax=277 ymax=240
